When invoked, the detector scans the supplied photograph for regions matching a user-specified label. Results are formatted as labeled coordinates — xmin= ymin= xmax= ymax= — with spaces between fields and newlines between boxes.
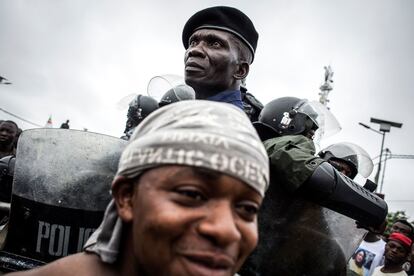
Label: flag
xmin=45 ymin=115 xmax=53 ymax=128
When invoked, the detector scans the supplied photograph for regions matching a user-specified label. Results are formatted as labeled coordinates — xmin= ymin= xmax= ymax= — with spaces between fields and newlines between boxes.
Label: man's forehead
xmin=388 ymin=239 xmax=406 ymax=249
xmin=190 ymin=28 xmax=236 ymax=41
xmin=330 ymin=159 xmax=351 ymax=168
xmin=393 ymin=221 xmax=411 ymax=230
xmin=145 ymin=165 xmax=221 ymax=182
xmin=0 ymin=122 xmax=17 ymax=130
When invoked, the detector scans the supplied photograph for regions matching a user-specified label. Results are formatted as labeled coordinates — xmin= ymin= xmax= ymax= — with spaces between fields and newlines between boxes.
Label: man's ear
xmin=234 ymin=62 xmax=249 ymax=80
xmin=112 ymin=176 xmax=136 ymax=222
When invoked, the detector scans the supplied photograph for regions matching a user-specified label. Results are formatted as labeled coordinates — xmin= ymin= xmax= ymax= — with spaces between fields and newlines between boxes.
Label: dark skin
xmin=382 ymin=240 xmax=409 ymax=273
xmin=408 ymin=244 xmax=414 ymax=269
xmin=328 ymin=159 xmax=353 ymax=179
xmin=0 ymin=121 xmax=17 ymax=158
xmin=9 ymin=166 xmax=262 ymax=276
xmin=390 ymin=222 xmax=413 ymax=237
xmin=115 ymin=166 xmax=262 ymax=276
xmin=184 ymin=29 xmax=249 ymax=99
xmin=363 ymin=231 xmax=382 ymax=242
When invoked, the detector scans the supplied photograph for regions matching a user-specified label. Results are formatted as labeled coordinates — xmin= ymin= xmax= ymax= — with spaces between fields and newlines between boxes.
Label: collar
xmin=206 ymin=90 xmax=243 ymax=109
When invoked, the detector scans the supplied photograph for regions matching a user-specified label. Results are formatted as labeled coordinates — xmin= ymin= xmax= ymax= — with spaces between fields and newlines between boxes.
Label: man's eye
xmin=237 ymin=203 xmax=259 ymax=221
xmin=175 ymin=188 xmax=206 ymax=202
xmin=210 ymin=41 xmax=221 ymax=47
xmin=189 ymin=40 xmax=198 ymax=47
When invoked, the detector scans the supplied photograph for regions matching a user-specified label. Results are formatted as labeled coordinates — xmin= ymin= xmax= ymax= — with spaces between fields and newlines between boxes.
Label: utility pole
xmin=359 ymin=118 xmax=403 ymax=193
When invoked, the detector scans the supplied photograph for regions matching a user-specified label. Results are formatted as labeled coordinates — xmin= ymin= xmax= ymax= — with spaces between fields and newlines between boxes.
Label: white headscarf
xmin=84 ymin=100 xmax=269 ymax=263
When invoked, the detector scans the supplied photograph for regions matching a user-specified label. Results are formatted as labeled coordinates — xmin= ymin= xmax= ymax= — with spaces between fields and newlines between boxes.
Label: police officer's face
xmin=184 ymin=29 xmax=241 ymax=95
xmin=116 ymin=165 xmax=262 ymax=276
xmin=0 ymin=122 xmax=17 ymax=145
xmin=328 ymin=159 xmax=354 ymax=178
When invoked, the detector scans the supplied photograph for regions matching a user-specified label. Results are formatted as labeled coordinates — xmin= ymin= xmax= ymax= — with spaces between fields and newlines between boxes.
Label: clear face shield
xmin=322 ymin=142 xmax=374 ymax=178
xmin=296 ymin=100 xmax=341 ymax=146
xmin=147 ymin=74 xmax=195 ymax=104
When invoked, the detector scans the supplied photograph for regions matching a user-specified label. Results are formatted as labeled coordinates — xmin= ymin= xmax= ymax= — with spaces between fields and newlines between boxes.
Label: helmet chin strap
xmin=301 ymin=118 xmax=318 ymax=139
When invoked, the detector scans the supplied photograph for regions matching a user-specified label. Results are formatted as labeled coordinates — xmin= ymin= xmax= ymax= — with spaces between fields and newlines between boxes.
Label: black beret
xmin=182 ymin=6 xmax=259 ymax=62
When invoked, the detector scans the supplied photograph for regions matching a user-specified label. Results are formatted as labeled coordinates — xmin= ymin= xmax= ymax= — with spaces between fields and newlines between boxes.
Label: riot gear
xmin=240 ymin=85 xmax=264 ymax=122
xmin=254 ymin=97 xmax=319 ymax=141
xmin=241 ymin=97 xmax=387 ymax=276
xmin=123 ymin=94 xmax=159 ymax=138
xmin=159 ymin=84 xmax=195 ymax=107
xmin=302 ymin=162 xmax=387 ymax=228
xmin=319 ymin=142 xmax=374 ymax=180
xmin=147 ymin=74 xmax=195 ymax=106
xmin=0 ymin=155 xmax=15 ymax=203
xmin=0 ymin=129 xmax=127 ymax=271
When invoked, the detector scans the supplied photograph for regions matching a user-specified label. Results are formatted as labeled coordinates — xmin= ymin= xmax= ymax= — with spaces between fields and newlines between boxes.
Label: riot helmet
xmin=159 ymin=84 xmax=195 ymax=107
xmin=147 ymin=74 xmax=195 ymax=107
xmin=318 ymin=142 xmax=374 ymax=179
xmin=254 ymin=97 xmax=319 ymax=141
xmin=124 ymin=94 xmax=159 ymax=135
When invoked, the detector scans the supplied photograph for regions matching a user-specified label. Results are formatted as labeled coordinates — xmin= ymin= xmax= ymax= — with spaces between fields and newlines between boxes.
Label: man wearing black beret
xmin=182 ymin=6 xmax=263 ymax=120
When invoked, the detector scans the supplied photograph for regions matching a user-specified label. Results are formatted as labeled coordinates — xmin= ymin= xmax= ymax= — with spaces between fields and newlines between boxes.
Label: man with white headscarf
xmin=8 ymin=100 xmax=269 ymax=276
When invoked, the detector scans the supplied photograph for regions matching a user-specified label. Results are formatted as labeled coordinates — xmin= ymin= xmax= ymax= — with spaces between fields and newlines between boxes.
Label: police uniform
xmin=240 ymin=97 xmax=388 ymax=276
xmin=264 ymin=134 xmax=323 ymax=192
xmin=241 ymin=86 xmax=264 ymax=122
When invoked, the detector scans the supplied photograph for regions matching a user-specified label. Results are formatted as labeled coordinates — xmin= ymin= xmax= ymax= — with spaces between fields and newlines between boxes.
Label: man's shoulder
xmin=241 ymin=91 xmax=263 ymax=122
xmin=242 ymin=91 xmax=264 ymax=110
xmin=372 ymin=266 xmax=408 ymax=276
xmin=7 ymin=253 xmax=116 ymax=276
xmin=264 ymin=135 xmax=315 ymax=152
xmin=360 ymin=238 xmax=386 ymax=250
xmin=372 ymin=266 xmax=384 ymax=275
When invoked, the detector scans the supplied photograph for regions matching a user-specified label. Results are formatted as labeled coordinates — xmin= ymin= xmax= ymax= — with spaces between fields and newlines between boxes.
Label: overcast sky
xmin=1 ymin=0 xmax=414 ymax=217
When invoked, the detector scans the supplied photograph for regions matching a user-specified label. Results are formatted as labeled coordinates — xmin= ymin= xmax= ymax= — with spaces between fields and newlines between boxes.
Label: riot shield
xmin=241 ymin=182 xmax=366 ymax=276
xmin=0 ymin=129 xmax=126 ymax=271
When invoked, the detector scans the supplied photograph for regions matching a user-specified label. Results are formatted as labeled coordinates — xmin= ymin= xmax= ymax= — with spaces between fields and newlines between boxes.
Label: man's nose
xmin=197 ymin=201 xmax=241 ymax=246
xmin=391 ymin=246 xmax=400 ymax=254
xmin=186 ymin=42 xmax=206 ymax=59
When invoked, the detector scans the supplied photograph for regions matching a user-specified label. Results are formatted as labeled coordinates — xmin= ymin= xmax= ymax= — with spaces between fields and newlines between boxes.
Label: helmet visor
xmin=305 ymin=101 xmax=341 ymax=143
xmin=322 ymin=142 xmax=374 ymax=178
xmin=147 ymin=74 xmax=195 ymax=102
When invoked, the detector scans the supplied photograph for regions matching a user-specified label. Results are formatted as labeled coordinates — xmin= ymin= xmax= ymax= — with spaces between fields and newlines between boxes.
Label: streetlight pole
xmin=380 ymin=148 xmax=392 ymax=193
xmin=374 ymin=131 xmax=385 ymax=186
xmin=358 ymin=118 xmax=402 ymax=193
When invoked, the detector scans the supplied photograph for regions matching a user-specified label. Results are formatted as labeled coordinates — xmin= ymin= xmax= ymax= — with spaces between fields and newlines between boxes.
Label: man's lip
xmin=185 ymin=252 xmax=235 ymax=268
xmin=386 ymin=253 xmax=399 ymax=261
xmin=181 ymin=252 xmax=235 ymax=276
xmin=185 ymin=61 xmax=204 ymax=70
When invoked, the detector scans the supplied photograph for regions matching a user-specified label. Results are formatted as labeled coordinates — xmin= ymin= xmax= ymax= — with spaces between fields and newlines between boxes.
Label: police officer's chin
xmin=184 ymin=78 xmax=217 ymax=99
xmin=304 ymin=129 xmax=315 ymax=140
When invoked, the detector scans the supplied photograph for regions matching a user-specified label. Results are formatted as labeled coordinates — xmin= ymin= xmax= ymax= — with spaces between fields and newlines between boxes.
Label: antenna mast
xmin=319 ymin=65 xmax=334 ymax=109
